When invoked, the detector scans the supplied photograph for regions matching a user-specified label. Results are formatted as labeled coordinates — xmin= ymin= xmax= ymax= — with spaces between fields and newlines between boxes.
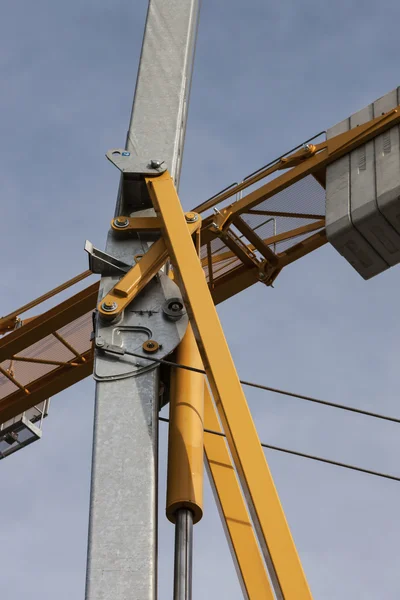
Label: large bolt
xmin=101 ymin=300 xmax=118 ymax=312
xmin=162 ymin=298 xmax=185 ymax=321
xmin=114 ymin=217 xmax=129 ymax=229
xmin=170 ymin=302 xmax=182 ymax=312
xmin=185 ymin=212 xmax=198 ymax=223
xmin=142 ymin=339 xmax=159 ymax=353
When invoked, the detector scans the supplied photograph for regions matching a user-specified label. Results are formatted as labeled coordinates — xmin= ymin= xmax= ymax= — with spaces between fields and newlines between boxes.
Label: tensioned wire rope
xmin=158 ymin=416 xmax=400 ymax=483
xmin=108 ymin=348 xmax=400 ymax=484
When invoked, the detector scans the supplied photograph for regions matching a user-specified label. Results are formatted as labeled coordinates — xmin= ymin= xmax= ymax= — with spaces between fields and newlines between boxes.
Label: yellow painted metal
xmin=147 ymin=171 xmax=313 ymax=600
xmin=203 ymin=219 xmax=325 ymax=268
xmin=98 ymin=218 xmax=200 ymax=320
xmin=278 ymin=229 xmax=327 ymax=268
xmin=192 ymin=144 xmax=317 ymax=214
xmin=8 ymin=106 xmax=390 ymax=432
xmin=203 ymin=386 xmax=274 ymax=600
xmin=263 ymin=219 xmax=325 ymax=247
xmin=111 ymin=216 xmax=162 ymax=232
xmin=98 ymin=237 xmax=169 ymax=319
xmin=195 ymin=106 xmax=400 ymax=215
xmin=166 ymin=324 xmax=204 ymax=525
xmin=222 ymin=109 xmax=400 ymax=219
xmin=246 ymin=210 xmax=325 ymax=219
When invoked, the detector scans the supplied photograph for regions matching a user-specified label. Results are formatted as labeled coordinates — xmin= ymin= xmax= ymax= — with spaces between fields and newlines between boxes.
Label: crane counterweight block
xmin=326 ymin=86 xmax=400 ymax=279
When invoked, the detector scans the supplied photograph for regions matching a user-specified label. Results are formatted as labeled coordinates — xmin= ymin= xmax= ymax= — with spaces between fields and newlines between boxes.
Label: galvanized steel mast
xmin=85 ymin=2 xmax=201 ymax=599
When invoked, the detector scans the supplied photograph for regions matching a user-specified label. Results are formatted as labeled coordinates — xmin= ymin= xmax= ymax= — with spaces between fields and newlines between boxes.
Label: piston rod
xmin=166 ymin=322 xmax=204 ymax=599
xmin=173 ymin=508 xmax=194 ymax=600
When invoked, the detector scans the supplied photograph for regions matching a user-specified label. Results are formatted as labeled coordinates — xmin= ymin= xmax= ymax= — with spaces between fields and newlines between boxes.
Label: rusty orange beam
xmin=245 ymin=209 xmax=325 ymax=220
xmin=0 ymin=349 xmax=93 ymax=424
xmin=277 ymin=229 xmax=328 ymax=268
xmin=0 ymin=282 xmax=99 ymax=363
xmin=203 ymin=220 xmax=325 ymax=268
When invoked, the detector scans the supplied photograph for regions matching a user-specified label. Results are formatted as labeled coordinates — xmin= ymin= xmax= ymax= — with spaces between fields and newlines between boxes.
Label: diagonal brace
xmin=97 ymin=217 xmax=201 ymax=320
xmin=147 ymin=171 xmax=313 ymax=600
xmin=204 ymin=385 xmax=275 ymax=599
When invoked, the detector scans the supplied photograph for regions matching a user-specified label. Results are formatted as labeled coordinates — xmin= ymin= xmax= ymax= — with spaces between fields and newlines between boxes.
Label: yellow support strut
xmin=204 ymin=386 xmax=275 ymax=599
xmin=166 ymin=324 xmax=205 ymax=524
xmin=147 ymin=171 xmax=313 ymax=600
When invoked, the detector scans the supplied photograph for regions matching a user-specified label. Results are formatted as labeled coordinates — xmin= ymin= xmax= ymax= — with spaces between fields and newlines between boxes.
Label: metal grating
xmin=241 ymin=175 xmax=325 ymax=253
xmin=0 ymin=312 xmax=93 ymax=403
xmin=201 ymin=174 xmax=326 ymax=285
xmin=201 ymin=236 xmax=242 ymax=283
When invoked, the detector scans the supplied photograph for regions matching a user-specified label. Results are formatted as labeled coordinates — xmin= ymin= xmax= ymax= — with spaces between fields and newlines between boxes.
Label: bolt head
xmin=95 ymin=337 xmax=105 ymax=348
xmin=185 ymin=212 xmax=198 ymax=223
xmin=102 ymin=300 xmax=118 ymax=312
xmin=143 ymin=339 xmax=159 ymax=353
xmin=162 ymin=297 xmax=185 ymax=321
xmin=114 ymin=217 xmax=129 ymax=228
xmin=150 ymin=159 xmax=163 ymax=169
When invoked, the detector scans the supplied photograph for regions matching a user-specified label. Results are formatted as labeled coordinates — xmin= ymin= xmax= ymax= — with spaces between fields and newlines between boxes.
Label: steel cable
xmin=159 ymin=416 xmax=400 ymax=483
xmin=124 ymin=350 xmax=400 ymax=425
xmin=121 ymin=349 xmax=400 ymax=483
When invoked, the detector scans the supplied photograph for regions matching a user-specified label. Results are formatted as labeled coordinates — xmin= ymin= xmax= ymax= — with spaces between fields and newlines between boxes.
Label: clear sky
xmin=1 ymin=1 xmax=400 ymax=598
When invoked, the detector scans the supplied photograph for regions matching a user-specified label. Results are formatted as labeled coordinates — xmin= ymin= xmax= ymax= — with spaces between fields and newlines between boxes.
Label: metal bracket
xmin=106 ymin=151 xmax=168 ymax=212
xmin=95 ymin=338 xmax=126 ymax=356
xmin=94 ymin=273 xmax=188 ymax=381
xmin=106 ymin=150 xmax=168 ymax=175
xmin=85 ymin=240 xmax=132 ymax=277
xmin=97 ymin=215 xmax=201 ymax=321
xmin=111 ymin=216 xmax=162 ymax=233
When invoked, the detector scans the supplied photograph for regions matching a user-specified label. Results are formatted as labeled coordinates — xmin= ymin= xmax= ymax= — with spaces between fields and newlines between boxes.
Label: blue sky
xmin=1 ymin=0 xmax=400 ymax=598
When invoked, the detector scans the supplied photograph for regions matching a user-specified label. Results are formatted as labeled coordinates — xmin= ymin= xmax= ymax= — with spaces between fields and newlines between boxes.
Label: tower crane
xmin=1 ymin=2 xmax=400 ymax=599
